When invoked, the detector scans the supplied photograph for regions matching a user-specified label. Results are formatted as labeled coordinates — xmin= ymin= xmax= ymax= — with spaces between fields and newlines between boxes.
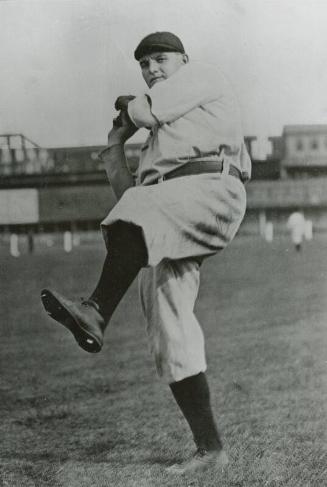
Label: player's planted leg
xmin=41 ymin=221 xmax=148 ymax=352
xmin=167 ymin=372 xmax=228 ymax=475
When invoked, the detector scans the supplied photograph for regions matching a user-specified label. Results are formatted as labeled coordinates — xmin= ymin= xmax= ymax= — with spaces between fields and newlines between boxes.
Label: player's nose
xmin=148 ymin=60 xmax=159 ymax=73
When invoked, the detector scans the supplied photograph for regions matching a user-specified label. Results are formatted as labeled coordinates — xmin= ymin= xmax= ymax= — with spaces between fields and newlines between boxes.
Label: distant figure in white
xmin=287 ymin=210 xmax=306 ymax=252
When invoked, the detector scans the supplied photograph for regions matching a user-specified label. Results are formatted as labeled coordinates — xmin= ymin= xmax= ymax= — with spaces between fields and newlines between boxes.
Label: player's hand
xmin=108 ymin=109 xmax=138 ymax=146
xmin=114 ymin=95 xmax=136 ymax=111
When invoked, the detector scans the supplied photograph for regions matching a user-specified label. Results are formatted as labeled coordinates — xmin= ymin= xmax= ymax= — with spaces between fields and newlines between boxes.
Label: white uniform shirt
xmin=128 ymin=61 xmax=251 ymax=185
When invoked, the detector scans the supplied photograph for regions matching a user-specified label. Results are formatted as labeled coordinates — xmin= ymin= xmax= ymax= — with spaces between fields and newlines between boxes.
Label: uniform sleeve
xmin=128 ymin=62 xmax=224 ymax=127
xmin=127 ymin=95 xmax=158 ymax=128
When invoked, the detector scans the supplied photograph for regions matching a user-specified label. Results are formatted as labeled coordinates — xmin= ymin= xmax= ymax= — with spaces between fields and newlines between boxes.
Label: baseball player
xmin=41 ymin=32 xmax=251 ymax=475
xmin=287 ymin=209 xmax=306 ymax=252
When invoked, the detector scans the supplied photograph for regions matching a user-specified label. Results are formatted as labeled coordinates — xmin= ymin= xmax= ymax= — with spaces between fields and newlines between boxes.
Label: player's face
xmin=139 ymin=52 xmax=188 ymax=88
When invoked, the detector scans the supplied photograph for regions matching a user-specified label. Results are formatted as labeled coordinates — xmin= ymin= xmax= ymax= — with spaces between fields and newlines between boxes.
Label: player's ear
xmin=182 ymin=53 xmax=189 ymax=64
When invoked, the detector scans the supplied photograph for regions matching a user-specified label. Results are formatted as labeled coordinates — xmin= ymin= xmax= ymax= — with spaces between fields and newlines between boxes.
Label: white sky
xmin=0 ymin=0 xmax=327 ymax=158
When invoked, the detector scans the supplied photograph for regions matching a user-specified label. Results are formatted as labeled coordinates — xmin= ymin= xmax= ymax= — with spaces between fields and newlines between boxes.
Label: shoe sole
xmin=41 ymin=289 xmax=102 ymax=353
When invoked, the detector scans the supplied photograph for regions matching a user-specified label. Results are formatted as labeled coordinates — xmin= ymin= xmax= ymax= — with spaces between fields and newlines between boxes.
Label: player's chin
xmin=149 ymin=77 xmax=165 ymax=88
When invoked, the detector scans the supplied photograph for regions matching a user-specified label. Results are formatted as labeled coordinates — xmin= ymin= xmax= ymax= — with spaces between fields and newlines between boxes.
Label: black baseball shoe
xmin=166 ymin=448 xmax=228 ymax=475
xmin=41 ymin=289 xmax=105 ymax=353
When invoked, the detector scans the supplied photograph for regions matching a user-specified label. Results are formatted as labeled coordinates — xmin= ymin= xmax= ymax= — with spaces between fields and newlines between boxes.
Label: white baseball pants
xmin=102 ymin=171 xmax=246 ymax=382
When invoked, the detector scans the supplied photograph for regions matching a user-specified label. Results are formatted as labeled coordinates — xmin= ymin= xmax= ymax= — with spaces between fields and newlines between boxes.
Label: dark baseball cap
xmin=134 ymin=32 xmax=185 ymax=60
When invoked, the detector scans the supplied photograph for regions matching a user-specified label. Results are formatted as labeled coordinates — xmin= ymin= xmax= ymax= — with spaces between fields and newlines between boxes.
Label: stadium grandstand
xmin=1 ymin=127 xmax=327 ymax=253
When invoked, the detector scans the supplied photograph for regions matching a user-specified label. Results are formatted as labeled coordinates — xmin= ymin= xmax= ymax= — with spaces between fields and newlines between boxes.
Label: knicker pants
xmin=139 ymin=257 xmax=206 ymax=383
xmin=101 ymin=171 xmax=247 ymax=382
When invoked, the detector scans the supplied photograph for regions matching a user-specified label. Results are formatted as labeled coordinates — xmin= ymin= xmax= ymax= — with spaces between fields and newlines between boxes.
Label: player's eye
xmin=156 ymin=56 xmax=166 ymax=63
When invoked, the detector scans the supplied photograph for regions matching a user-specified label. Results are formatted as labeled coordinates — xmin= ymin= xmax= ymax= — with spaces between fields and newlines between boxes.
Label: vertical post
xmin=304 ymin=220 xmax=313 ymax=241
xmin=265 ymin=222 xmax=274 ymax=242
xmin=27 ymin=228 xmax=34 ymax=253
xmin=71 ymin=221 xmax=80 ymax=246
xmin=10 ymin=233 xmax=20 ymax=257
xmin=6 ymin=135 xmax=12 ymax=175
xmin=21 ymin=134 xmax=27 ymax=167
xmin=64 ymin=231 xmax=73 ymax=253
xmin=259 ymin=210 xmax=266 ymax=237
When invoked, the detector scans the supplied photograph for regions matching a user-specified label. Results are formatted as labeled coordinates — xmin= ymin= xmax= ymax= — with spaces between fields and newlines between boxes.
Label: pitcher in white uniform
xmin=41 ymin=32 xmax=251 ymax=476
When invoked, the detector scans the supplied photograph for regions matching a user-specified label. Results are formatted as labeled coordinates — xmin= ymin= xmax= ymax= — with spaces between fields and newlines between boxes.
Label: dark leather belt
xmin=155 ymin=161 xmax=243 ymax=183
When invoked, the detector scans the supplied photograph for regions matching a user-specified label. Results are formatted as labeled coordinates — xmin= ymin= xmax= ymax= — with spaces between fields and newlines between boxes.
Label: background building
xmin=269 ymin=125 xmax=327 ymax=179
xmin=1 ymin=125 xmax=327 ymax=238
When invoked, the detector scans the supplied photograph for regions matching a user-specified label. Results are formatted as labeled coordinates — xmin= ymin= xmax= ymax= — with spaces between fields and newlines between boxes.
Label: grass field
xmin=1 ymin=234 xmax=327 ymax=487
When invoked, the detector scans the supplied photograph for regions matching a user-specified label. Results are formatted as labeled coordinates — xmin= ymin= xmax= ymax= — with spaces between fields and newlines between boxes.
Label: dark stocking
xmin=170 ymin=372 xmax=223 ymax=451
xmin=89 ymin=221 xmax=148 ymax=323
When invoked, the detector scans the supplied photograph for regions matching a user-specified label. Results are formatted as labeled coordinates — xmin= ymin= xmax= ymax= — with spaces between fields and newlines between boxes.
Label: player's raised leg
xmin=41 ymin=221 xmax=148 ymax=352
